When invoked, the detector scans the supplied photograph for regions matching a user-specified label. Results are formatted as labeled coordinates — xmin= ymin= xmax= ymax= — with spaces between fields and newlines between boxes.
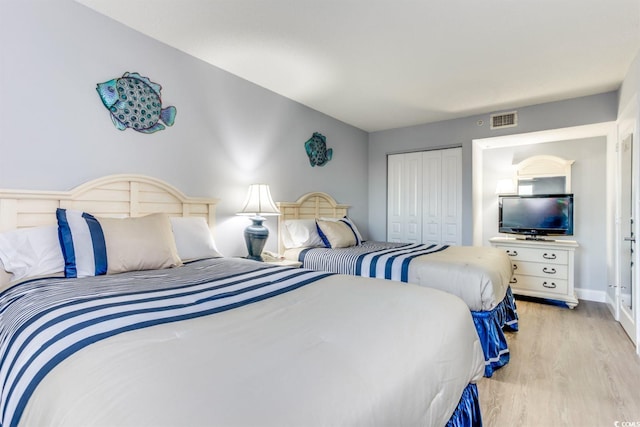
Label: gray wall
xmin=0 ymin=0 xmax=369 ymax=257
xmin=368 ymin=92 xmax=619 ymax=244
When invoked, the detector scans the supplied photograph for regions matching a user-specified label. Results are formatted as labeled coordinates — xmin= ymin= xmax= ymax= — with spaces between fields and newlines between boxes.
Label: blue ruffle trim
xmin=503 ymin=286 xmax=519 ymax=332
xmin=446 ymin=383 xmax=483 ymax=427
xmin=471 ymin=286 xmax=519 ymax=377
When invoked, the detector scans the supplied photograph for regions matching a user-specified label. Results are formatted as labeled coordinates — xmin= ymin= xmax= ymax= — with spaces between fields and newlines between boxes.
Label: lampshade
xmin=237 ymin=184 xmax=280 ymax=261
xmin=237 ymin=184 xmax=280 ymax=216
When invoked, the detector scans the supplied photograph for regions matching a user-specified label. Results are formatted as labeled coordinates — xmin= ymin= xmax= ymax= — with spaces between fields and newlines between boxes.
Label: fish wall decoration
xmin=304 ymin=132 xmax=333 ymax=167
xmin=96 ymin=72 xmax=176 ymax=134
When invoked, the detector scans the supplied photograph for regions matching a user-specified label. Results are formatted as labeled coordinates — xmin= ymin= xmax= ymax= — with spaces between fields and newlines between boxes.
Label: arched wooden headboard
xmin=0 ymin=174 xmax=219 ymax=232
xmin=276 ymin=192 xmax=350 ymax=254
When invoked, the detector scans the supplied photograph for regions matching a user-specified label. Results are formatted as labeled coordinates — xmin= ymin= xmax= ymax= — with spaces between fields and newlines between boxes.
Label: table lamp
xmin=237 ymin=184 xmax=280 ymax=261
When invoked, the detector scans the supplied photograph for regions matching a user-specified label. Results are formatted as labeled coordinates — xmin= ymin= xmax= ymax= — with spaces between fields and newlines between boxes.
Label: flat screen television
xmin=498 ymin=194 xmax=574 ymax=239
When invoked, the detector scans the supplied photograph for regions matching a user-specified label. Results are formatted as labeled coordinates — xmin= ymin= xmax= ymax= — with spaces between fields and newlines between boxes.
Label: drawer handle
xmin=543 ymin=281 xmax=557 ymax=289
xmin=510 ymin=277 xmax=518 ymax=284
xmin=543 ymin=253 xmax=557 ymax=260
xmin=506 ymin=250 xmax=518 ymax=257
xmin=512 ymin=264 xmax=518 ymax=270
xmin=542 ymin=267 xmax=556 ymax=274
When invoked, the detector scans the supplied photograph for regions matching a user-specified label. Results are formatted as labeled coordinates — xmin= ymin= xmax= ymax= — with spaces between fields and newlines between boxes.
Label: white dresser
xmin=490 ymin=237 xmax=579 ymax=308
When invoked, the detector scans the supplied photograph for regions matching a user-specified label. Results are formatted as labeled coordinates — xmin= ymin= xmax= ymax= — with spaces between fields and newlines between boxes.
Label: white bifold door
xmin=387 ymin=148 xmax=462 ymax=245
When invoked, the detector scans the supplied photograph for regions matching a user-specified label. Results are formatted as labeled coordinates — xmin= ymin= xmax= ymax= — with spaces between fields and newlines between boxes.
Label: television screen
xmin=499 ymin=194 xmax=574 ymax=237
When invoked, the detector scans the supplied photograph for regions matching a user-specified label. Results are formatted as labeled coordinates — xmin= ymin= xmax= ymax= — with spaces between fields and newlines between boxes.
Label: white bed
xmin=283 ymin=242 xmax=513 ymax=312
xmin=0 ymin=175 xmax=485 ymax=427
xmin=277 ymin=192 xmax=519 ymax=377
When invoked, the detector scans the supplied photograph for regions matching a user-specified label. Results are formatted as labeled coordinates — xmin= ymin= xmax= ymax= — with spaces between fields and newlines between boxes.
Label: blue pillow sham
xmin=56 ymin=208 xmax=108 ymax=278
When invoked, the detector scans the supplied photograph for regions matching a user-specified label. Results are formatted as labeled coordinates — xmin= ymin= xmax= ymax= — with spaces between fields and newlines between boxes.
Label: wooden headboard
xmin=0 ymin=174 xmax=219 ymax=232
xmin=276 ymin=192 xmax=349 ymax=254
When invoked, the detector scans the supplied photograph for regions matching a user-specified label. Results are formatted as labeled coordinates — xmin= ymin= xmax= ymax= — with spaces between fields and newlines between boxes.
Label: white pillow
xmin=57 ymin=208 xmax=108 ymax=278
xmin=281 ymin=219 xmax=324 ymax=249
xmin=0 ymin=258 xmax=13 ymax=292
xmin=316 ymin=220 xmax=357 ymax=248
xmin=320 ymin=216 xmax=363 ymax=245
xmin=170 ymin=217 xmax=222 ymax=261
xmin=0 ymin=225 xmax=65 ymax=282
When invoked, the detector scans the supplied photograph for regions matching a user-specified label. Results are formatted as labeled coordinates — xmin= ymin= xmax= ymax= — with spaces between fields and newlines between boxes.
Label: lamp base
xmin=244 ymin=216 xmax=268 ymax=261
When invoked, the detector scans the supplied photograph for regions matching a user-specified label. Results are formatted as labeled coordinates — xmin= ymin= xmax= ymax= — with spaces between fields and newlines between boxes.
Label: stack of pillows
xmin=281 ymin=217 xmax=363 ymax=250
xmin=0 ymin=208 xmax=221 ymax=291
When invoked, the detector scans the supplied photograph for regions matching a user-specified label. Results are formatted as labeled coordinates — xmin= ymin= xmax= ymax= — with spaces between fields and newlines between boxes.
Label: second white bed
xmin=285 ymin=242 xmax=513 ymax=312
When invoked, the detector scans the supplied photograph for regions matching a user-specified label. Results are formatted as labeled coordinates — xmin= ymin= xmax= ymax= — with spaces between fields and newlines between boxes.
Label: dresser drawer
xmin=490 ymin=237 xmax=578 ymax=308
xmin=510 ymin=274 xmax=569 ymax=295
xmin=512 ymin=260 xmax=568 ymax=280
xmin=503 ymin=246 xmax=567 ymax=265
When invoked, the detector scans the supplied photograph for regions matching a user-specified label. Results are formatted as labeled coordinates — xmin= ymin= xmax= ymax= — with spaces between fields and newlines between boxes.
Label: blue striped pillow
xmin=339 ymin=217 xmax=363 ymax=245
xmin=316 ymin=219 xmax=357 ymax=248
xmin=56 ymin=208 xmax=108 ymax=278
xmin=318 ymin=216 xmax=364 ymax=246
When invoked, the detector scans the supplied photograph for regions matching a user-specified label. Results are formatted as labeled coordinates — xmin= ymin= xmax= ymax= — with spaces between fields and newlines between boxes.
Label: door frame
xmin=617 ymin=97 xmax=640 ymax=351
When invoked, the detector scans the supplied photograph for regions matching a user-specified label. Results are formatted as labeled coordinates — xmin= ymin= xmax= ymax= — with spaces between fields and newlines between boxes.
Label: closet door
xmin=387 ymin=148 xmax=461 ymax=245
xmin=422 ymin=151 xmax=443 ymax=244
xmin=422 ymin=148 xmax=461 ymax=245
xmin=387 ymin=153 xmax=422 ymax=243
xmin=440 ymin=148 xmax=462 ymax=245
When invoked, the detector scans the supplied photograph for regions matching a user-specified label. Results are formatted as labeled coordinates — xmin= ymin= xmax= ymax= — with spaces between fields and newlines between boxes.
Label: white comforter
xmin=406 ymin=246 xmax=513 ymax=311
xmin=287 ymin=244 xmax=514 ymax=311
xmin=3 ymin=259 xmax=485 ymax=427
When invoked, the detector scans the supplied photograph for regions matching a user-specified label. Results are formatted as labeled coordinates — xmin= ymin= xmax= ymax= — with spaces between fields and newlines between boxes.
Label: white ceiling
xmin=76 ymin=0 xmax=640 ymax=132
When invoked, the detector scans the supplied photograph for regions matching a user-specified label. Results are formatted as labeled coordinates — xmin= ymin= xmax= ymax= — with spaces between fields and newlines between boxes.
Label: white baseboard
xmin=575 ymin=287 xmax=607 ymax=303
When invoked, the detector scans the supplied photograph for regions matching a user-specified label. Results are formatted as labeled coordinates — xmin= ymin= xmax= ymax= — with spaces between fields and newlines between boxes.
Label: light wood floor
xmin=478 ymin=298 xmax=640 ymax=426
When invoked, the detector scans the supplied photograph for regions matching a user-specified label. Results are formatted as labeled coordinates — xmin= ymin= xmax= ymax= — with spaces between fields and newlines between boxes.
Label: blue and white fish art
xmin=96 ymin=72 xmax=176 ymax=134
xmin=304 ymin=132 xmax=333 ymax=167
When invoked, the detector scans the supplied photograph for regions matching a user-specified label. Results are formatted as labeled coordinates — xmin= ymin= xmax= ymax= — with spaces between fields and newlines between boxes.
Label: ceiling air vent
xmin=490 ymin=111 xmax=518 ymax=129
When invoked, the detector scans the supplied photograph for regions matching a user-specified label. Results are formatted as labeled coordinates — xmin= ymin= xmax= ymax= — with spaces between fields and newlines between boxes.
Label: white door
xmin=422 ymin=148 xmax=462 ymax=245
xmin=387 ymin=153 xmax=422 ymax=243
xmin=619 ymin=133 xmax=637 ymax=346
xmin=440 ymin=148 xmax=462 ymax=245
xmin=422 ymin=151 xmax=442 ymax=244
xmin=387 ymin=154 xmax=404 ymax=242
xmin=388 ymin=148 xmax=462 ymax=245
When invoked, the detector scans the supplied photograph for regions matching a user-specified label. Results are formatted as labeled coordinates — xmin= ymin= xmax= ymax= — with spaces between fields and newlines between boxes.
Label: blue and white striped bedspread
xmin=0 ymin=259 xmax=331 ymax=427
xmin=300 ymin=242 xmax=448 ymax=282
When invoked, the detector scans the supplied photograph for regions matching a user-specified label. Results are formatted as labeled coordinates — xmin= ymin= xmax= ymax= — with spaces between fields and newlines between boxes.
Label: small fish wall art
xmin=304 ymin=132 xmax=333 ymax=167
xmin=96 ymin=72 xmax=176 ymax=134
